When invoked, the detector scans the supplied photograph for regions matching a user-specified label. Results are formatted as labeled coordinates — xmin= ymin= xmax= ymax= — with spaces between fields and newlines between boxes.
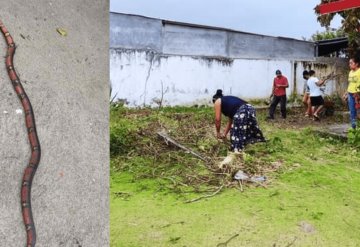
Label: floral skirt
xmin=230 ymin=104 xmax=265 ymax=151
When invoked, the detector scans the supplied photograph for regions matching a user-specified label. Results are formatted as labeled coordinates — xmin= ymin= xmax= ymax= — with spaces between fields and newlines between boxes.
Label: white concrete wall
xmin=110 ymin=13 xmax=348 ymax=107
xmin=110 ymin=50 xmax=296 ymax=107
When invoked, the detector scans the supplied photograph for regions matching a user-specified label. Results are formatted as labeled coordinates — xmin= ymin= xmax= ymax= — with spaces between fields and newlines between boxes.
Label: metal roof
xmin=315 ymin=37 xmax=348 ymax=56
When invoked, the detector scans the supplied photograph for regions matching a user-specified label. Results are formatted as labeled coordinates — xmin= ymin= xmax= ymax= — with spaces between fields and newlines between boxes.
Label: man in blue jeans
xmin=267 ymin=70 xmax=289 ymax=120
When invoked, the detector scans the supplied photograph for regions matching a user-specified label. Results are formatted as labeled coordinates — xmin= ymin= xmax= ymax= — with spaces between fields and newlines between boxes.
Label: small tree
xmin=315 ymin=0 xmax=360 ymax=56
xmin=310 ymin=28 xmax=345 ymax=41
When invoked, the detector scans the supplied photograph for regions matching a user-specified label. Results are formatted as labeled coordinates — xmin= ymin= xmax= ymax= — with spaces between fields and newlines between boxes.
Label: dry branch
xmin=185 ymin=184 xmax=224 ymax=203
xmin=157 ymin=130 xmax=208 ymax=162
xmin=216 ymin=233 xmax=239 ymax=247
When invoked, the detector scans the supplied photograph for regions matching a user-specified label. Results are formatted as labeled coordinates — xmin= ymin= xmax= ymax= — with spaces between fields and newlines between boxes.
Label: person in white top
xmin=307 ymin=70 xmax=328 ymax=120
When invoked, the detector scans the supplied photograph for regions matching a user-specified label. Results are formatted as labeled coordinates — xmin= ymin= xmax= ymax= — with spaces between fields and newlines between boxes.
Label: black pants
xmin=269 ymin=95 xmax=287 ymax=118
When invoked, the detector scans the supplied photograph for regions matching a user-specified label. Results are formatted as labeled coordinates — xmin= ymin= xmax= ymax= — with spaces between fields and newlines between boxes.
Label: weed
xmin=169 ymin=237 xmax=181 ymax=244
xmin=110 ymin=121 xmax=137 ymax=156
xmin=310 ymin=211 xmax=324 ymax=220
xmin=247 ymin=98 xmax=264 ymax=106
xmin=265 ymin=136 xmax=284 ymax=153
xmin=347 ymin=124 xmax=360 ymax=148
xmin=287 ymin=93 xmax=301 ymax=104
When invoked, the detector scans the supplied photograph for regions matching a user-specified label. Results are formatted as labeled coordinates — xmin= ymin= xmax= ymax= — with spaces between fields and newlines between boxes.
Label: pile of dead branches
xmin=111 ymin=108 xmax=282 ymax=200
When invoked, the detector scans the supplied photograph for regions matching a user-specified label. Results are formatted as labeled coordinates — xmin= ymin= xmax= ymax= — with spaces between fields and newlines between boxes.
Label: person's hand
xmin=342 ymin=92 xmax=348 ymax=102
xmin=217 ymin=132 xmax=225 ymax=139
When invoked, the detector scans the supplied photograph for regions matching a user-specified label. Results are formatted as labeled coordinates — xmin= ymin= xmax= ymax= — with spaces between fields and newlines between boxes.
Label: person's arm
xmin=271 ymin=79 xmax=275 ymax=95
xmin=223 ymin=118 xmax=233 ymax=137
xmin=316 ymin=78 xmax=327 ymax=86
xmin=342 ymin=92 xmax=348 ymax=102
xmin=277 ymin=77 xmax=289 ymax=88
xmin=214 ymin=99 xmax=223 ymax=138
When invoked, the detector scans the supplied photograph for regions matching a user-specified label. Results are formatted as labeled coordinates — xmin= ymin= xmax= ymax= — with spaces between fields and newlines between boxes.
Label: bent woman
xmin=212 ymin=89 xmax=265 ymax=152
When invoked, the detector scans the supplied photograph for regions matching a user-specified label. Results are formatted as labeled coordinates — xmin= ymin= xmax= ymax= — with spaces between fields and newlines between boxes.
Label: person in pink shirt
xmin=267 ymin=70 xmax=289 ymax=120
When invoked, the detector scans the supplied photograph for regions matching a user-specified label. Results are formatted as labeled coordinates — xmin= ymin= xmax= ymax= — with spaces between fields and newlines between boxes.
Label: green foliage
xmin=265 ymin=136 xmax=284 ymax=153
xmin=110 ymin=121 xmax=136 ymax=156
xmin=247 ymin=99 xmax=264 ymax=106
xmin=109 ymin=105 xmax=144 ymax=156
xmin=347 ymin=124 xmax=360 ymax=148
xmin=315 ymin=0 xmax=360 ymax=56
xmin=326 ymin=94 xmax=346 ymax=110
xmin=310 ymin=29 xmax=345 ymax=41
xmin=287 ymin=93 xmax=302 ymax=105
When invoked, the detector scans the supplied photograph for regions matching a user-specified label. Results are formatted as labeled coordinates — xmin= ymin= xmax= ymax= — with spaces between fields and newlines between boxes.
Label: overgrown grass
xmin=348 ymin=123 xmax=360 ymax=148
xmin=110 ymin=105 xmax=360 ymax=247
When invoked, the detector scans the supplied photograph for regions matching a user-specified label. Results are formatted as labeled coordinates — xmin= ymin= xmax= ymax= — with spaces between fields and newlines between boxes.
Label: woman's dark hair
xmin=303 ymin=70 xmax=309 ymax=79
xmin=212 ymin=89 xmax=223 ymax=103
xmin=351 ymin=50 xmax=360 ymax=64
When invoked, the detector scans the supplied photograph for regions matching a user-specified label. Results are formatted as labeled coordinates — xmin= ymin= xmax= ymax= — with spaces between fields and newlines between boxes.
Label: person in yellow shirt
xmin=343 ymin=55 xmax=360 ymax=129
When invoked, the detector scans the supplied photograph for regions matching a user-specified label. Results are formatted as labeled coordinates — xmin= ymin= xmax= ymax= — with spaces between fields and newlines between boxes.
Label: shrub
xmin=347 ymin=124 xmax=360 ymax=148
xmin=110 ymin=121 xmax=136 ymax=156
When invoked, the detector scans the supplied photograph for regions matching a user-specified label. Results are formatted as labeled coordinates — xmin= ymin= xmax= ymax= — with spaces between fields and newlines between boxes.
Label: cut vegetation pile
xmin=111 ymin=105 xmax=285 ymax=195
xmin=110 ymin=104 xmax=351 ymax=196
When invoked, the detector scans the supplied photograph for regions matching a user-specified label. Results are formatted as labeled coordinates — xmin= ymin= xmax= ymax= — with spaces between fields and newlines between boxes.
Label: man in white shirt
xmin=307 ymin=70 xmax=327 ymax=120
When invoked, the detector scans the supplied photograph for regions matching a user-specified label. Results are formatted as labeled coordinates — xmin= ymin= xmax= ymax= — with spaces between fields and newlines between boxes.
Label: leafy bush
xmin=287 ymin=93 xmax=302 ymax=104
xmin=110 ymin=121 xmax=136 ymax=156
xmin=348 ymin=124 xmax=360 ymax=148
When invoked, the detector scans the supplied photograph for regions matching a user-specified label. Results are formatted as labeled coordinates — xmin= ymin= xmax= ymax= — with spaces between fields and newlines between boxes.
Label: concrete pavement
xmin=0 ymin=1 xmax=109 ymax=246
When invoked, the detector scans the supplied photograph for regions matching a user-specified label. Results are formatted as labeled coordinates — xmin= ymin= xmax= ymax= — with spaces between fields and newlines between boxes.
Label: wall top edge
xmin=110 ymin=47 xmax=315 ymax=62
xmin=110 ymin=12 xmax=314 ymax=44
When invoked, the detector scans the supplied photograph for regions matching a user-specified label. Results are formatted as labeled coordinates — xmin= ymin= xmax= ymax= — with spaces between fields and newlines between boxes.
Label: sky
xmin=110 ymin=0 xmax=343 ymax=40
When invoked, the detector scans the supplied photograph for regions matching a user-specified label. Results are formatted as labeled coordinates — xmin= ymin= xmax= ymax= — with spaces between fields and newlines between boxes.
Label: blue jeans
xmin=348 ymin=93 xmax=358 ymax=129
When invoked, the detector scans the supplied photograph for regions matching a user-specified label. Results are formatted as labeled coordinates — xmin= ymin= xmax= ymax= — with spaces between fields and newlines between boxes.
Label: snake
xmin=0 ymin=20 xmax=41 ymax=247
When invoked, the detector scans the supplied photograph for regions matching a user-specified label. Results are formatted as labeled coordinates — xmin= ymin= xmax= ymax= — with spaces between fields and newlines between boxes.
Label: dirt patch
xmin=257 ymin=107 xmax=347 ymax=129
xmin=298 ymin=221 xmax=316 ymax=234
